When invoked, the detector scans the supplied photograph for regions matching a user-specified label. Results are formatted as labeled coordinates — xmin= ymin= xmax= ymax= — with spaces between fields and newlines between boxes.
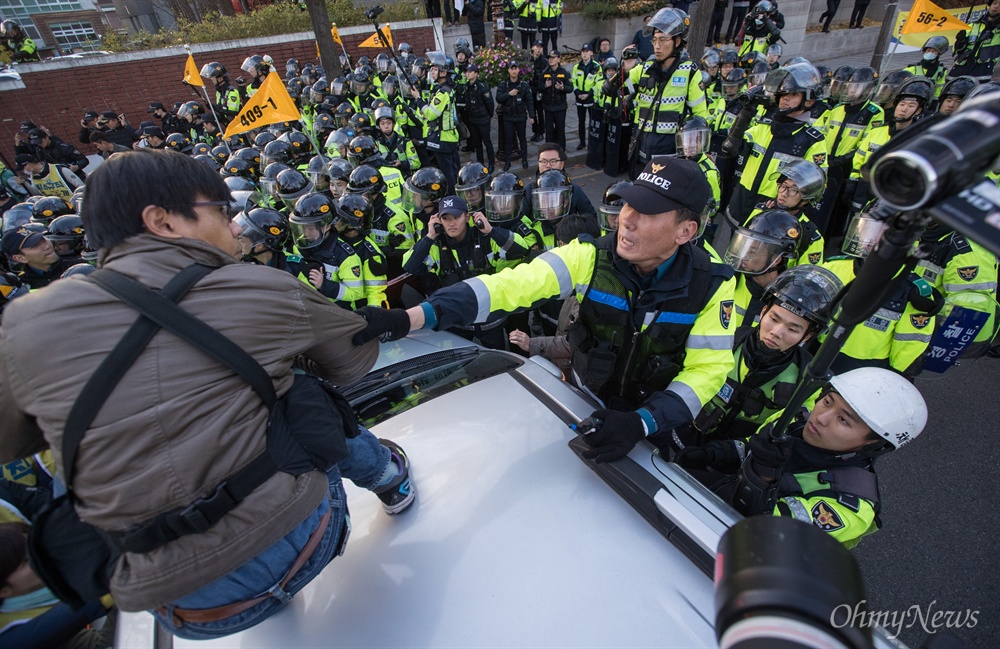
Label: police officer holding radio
xmin=354 ymin=156 xmax=737 ymax=464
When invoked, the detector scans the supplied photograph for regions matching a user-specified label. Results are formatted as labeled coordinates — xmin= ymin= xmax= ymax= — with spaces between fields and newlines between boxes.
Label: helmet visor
xmin=675 ymin=128 xmax=711 ymax=158
xmin=598 ymin=205 xmax=621 ymax=231
xmin=872 ymin=82 xmax=898 ymax=105
xmin=234 ymin=211 xmax=271 ymax=250
xmin=307 ymin=170 xmax=330 ymax=191
xmin=259 ymin=177 xmax=279 ymax=197
xmin=377 ymin=58 xmax=391 ymax=73
xmin=485 ymin=191 xmax=521 ymax=222
xmin=350 ymin=79 xmax=369 ymax=95
xmin=723 ymin=229 xmax=791 ymax=275
xmin=331 ymin=79 xmax=346 ymax=96
xmin=289 ymin=218 xmax=327 ymax=249
xmin=843 ymin=80 xmax=873 ymax=104
xmin=401 ymin=184 xmax=433 ymax=213
xmin=531 ymin=187 xmax=572 ymax=221
xmin=457 ymin=185 xmax=486 ymax=212
xmin=842 ymin=214 xmax=887 ymax=258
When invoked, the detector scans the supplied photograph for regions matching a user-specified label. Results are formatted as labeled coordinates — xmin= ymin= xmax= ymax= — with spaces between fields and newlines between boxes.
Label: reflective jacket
xmin=572 ymin=59 xmax=602 ymax=107
xmin=402 ymin=224 xmax=528 ymax=285
xmin=951 ymin=13 xmax=1000 ymax=80
xmin=422 ymin=81 xmax=460 ymax=150
xmin=696 ymin=327 xmax=812 ymax=441
xmin=902 ymin=61 xmax=948 ymax=98
xmin=823 ymin=256 xmax=942 ymax=377
xmin=813 ymin=100 xmax=884 ymax=166
xmin=29 ymin=163 xmax=82 ymax=200
xmin=425 ymin=236 xmax=736 ymax=433
xmin=293 ymin=235 xmax=366 ymax=309
xmin=627 ymin=57 xmax=710 ymax=157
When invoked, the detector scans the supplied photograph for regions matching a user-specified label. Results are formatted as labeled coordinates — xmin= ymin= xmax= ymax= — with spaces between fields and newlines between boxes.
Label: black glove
xmin=580 ymin=409 xmax=646 ymax=463
xmin=352 ymin=306 xmax=411 ymax=345
xmin=955 ymin=30 xmax=968 ymax=53
xmin=745 ymin=430 xmax=792 ymax=484
xmin=675 ymin=440 xmax=744 ymax=472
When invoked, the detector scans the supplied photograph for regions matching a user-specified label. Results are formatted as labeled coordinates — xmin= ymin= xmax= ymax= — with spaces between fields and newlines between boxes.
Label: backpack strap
xmin=62 ymin=263 xmax=216 ymax=489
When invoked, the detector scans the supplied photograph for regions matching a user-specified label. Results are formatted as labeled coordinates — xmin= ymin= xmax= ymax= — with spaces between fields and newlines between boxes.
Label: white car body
xmin=115 ymin=331 xmax=901 ymax=649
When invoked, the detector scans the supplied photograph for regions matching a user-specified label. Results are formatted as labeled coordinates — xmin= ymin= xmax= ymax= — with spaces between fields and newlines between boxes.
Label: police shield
xmin=922 ymin=293 xmax=1000 ymax=374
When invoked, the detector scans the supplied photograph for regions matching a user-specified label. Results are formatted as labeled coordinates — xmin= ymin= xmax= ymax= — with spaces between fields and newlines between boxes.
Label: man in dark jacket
xmin=97 ymin=111 xmax=139 ymax=148
xmin=463 ymin=64 xmax=496 ymax=171
xmin=496 ymin=61 xmax=535 ymax=170
xmin=540 ymin=50 xmax=572 ymax=149
xmin=530 ymin=40 xmax=548 ymax=142
xmin=465 ymin=0 xmax=487 ymax=49
xmin=27 ymin=128 xmax=88 ymax=180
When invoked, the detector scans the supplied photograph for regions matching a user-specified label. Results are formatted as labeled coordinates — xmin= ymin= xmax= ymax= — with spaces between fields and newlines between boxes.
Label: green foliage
xmin=470 ymin=42 xmax=532 ymax=87
xmin=101 ymin=1 xmax=421 ymax=52
xmin=580 ymin=0 xmax=661 ymax=20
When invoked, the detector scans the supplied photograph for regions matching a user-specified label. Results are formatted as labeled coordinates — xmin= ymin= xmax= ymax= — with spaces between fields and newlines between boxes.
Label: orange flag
xmin=182 ymin=54 xmax=204 ymax=87
xmin=900 ymin=0 xmax=970 ymax=34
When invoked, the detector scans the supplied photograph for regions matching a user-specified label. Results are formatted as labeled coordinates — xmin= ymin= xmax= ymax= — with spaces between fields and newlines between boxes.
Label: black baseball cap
xmin=466 ymin=63 xmax=480 ymax=72
xmin=141 ymin=126 xmax=165 ymax=139
xmin=2 ymin=227 xmax=45 ymax=257
xmin=581 ymin=43 xmax=593 ymax=51
xmin=83 ymin=110 xmax=99 ymax=120
xmin=27 ymin=128 xmax=47 ymax=143
xmin=439 ymin=195 xmax=468 ymax=217
xmin=100 ymin=110 xmax=118 ymax=120
xmin=612 ymin=156 xmax=711 ymax=215
xmin=507 ymin=60 xmax=521 ymax=69
xmin=13 ymin=153 xmax=39 ymax=171
xmin=147 ymin=102 xmax=166 ymax=113
xmin=548 ymin=50 xmax=561 ymax=59
xmin=19 ymin=120 xmax=36 ymax=132
xmin=532 ymin=40 xmax=544 ymax=47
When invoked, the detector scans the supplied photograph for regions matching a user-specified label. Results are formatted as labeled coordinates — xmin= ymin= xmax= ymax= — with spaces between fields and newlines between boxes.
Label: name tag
xmin=864 ymin=315 xmax=890 ymax=332
xmin=672 ymin=75 xmax=687 ymax=86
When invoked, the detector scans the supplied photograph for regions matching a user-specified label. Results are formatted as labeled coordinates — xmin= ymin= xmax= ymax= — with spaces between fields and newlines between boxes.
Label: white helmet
xmin=828 ymin=368 xmax=927 ymax=449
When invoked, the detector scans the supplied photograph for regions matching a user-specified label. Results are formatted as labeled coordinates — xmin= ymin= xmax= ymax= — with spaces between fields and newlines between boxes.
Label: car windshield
xmin=345 ymin=349 xmax=523 ymax=427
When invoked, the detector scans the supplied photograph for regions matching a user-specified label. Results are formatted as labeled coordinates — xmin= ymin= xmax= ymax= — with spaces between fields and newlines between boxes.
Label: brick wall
xmin=0 ymin=19 xmax=437 ymax=165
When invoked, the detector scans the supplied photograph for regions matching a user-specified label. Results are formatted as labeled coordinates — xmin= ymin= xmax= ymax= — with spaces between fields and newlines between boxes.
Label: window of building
xmin=49 ymin=20 xmax=97 ymax=51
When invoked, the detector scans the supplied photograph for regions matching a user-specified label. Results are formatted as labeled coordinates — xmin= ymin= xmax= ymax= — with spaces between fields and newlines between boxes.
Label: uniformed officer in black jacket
xmin=463 ymin=64 xmax=496 ymax=171
xmin=540 ymin=50 xmax=572 ymax=149
xmin=496 ymin=61 xmax=535 ymax=171
xmin=530 ymin=40 xmax=548 ymax=142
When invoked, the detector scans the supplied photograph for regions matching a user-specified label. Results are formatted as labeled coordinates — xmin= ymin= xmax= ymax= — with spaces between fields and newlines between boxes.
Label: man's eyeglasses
xmin=538 ymin=158 xmax=564 ymax=167
xmin=192 ymin=200 xmax=240 ymax=219
xmin=776 ymin=183 xmax=800 ymax=197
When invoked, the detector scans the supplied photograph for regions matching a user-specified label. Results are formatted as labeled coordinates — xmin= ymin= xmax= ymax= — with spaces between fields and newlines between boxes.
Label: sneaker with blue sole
xmin=374 ymin=439 xmax=415 ymax=515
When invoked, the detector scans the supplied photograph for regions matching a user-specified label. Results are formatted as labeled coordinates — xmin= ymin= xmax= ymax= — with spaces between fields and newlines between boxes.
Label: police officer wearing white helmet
xmin=680 ymin=366 xmax=927 ymax=548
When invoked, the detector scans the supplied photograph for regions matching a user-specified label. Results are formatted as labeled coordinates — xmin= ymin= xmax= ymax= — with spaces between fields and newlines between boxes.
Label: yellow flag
xmin=900 ymin=0 xmax=970 ymax=34
xmin=359 ymin=24 xmax=392 ymax=49
xmin=183 ymin=54 xmax=204 ymax=87
xmin=223 ymin=71 xmax=301 ymax=139
xmin=331 ymin=23 xmax=343 ymax=46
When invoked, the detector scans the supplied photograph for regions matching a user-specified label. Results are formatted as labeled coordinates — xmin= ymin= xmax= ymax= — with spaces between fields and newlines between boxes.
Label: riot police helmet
xmin=724 ymin=209 xmax=804 ymax=275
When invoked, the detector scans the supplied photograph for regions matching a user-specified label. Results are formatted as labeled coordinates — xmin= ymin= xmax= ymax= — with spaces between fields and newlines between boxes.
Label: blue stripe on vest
xmin=588 ymin=289 xmax=629 ymax=311
xmin=655 ymin=312 xmax=698 ymax=324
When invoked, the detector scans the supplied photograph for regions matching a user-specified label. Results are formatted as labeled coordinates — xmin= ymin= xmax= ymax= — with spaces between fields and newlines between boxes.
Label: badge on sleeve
xmin=808 ymin=252 xmax=822 ymax=264
xmin=352 ymin=266 xmax=361 ymax=278
xmin=910 ymin=314 xmax=931 ymax=329
xmin=811 ymin=501 xmax=844 ymax=532
xmin=957 ymin=266 xmax=979 ymax=281
xmin=720 ymin=300 xmax=734 ymax=329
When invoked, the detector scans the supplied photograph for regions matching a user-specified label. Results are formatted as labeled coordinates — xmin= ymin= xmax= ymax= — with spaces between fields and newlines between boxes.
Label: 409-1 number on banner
xmin=240 ymin=97 xmax=279 ymax=128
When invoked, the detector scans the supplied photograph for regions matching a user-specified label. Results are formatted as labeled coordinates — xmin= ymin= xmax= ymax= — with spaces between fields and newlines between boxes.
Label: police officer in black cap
xmin=147 ymin=102 xmax=183 ymax=135
xmin=2 ymin=226 xmax=76 ymax=289
xmin=97 ymin=111 xmax=140 ymax=147
xmin=540 ymin=50 xmax=572 ymax=149
xmin=28 ymin=128 xmax=88 ymax=180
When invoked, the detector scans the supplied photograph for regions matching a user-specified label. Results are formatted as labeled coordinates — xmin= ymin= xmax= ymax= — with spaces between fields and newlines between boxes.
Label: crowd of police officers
xmin=1 ymin=3 xmax=1000 ymax=551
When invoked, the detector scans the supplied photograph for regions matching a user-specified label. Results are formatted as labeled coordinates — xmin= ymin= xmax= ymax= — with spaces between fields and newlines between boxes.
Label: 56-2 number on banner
xmin=916 ymin=11 xmax=948 ymax=27
xmin=240 ymin=97 xmax=279 ymax=128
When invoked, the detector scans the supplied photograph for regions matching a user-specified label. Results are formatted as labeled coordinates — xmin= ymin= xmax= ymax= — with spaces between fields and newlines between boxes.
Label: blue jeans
xmin=153 ymin=428 xmax=391 ymax=640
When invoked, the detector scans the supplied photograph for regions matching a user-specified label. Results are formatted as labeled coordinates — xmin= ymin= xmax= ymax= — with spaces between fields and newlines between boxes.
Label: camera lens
xmin=715 ymin=517 xmax=873 ymax=649
xmin=870 ymin=152 xmax=936 ymax=211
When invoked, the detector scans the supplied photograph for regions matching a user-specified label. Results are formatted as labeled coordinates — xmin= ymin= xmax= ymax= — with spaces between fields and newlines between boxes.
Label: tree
xmin=304 ymin=0 xmax=343 ymax=79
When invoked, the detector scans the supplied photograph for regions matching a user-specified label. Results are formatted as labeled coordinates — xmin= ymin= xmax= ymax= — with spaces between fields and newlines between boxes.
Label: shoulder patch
xmin=957 ymin=266 xmax=979 ymax=281
xmin=720 ymin=300 xmax=734 ymax=329
xmin=812 ymin=152 xmax=827 ymax=166
xmin=867 ymin=104 xmax=879 ymax=114
xmin=286 ymin=254 xmax=303 ymax=263
xmin=808 ymin=252 xmax=822 ymax=264
xmin=804 ymin=127 xmax=824 ymax=141
xmin=811 ymin=500 xmax=845 ymax=532
xmin=910 ymin=313 xmax=932 ymax=329
xmin=352 ymin=265 xmax=361 ymax=278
